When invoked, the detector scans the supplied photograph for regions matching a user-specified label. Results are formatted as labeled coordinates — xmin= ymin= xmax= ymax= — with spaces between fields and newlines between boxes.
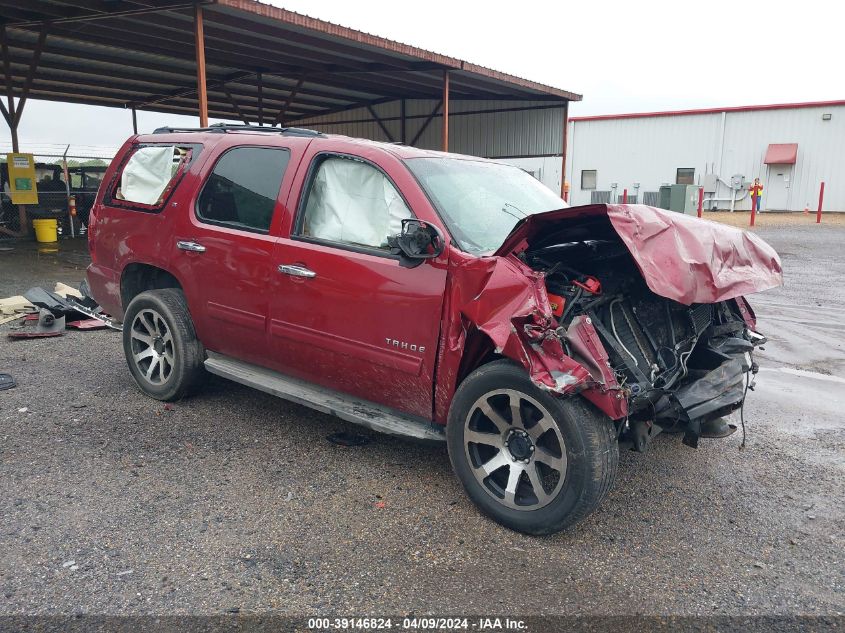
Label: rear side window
xmin=109 ymin=144 xmax=197 ymax=212
xmin=197 ymin=147 xmax=290 ymax=233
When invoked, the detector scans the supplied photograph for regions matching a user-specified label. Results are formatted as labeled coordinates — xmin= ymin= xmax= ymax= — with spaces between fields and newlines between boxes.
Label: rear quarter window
xmin=106 ymin=143 xmax=201 ymax=212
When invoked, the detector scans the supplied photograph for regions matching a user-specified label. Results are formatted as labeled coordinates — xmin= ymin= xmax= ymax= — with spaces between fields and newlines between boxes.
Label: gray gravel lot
xmin=0 ymin=226 xmax=843 ymax=617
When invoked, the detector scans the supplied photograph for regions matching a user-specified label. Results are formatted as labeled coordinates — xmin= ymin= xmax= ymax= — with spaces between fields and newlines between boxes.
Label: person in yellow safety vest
xmin=751 ymin=178 xmax=764 ymax=213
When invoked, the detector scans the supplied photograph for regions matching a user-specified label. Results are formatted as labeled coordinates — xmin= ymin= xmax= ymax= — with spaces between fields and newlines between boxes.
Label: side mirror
xmin=388 ymin=219 xmax=445 ymax=269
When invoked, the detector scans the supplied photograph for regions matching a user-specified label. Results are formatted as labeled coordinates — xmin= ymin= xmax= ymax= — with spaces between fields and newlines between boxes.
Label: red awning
xmin=764 ymin=143 xmax=798 ymax=164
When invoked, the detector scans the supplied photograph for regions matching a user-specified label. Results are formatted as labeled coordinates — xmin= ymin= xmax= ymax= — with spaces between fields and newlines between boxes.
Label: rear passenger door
xmin=170 ymin=141 xmax=306 ymax=366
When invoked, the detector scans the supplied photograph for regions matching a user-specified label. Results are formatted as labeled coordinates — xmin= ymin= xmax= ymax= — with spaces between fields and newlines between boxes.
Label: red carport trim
xmin=213 ymin=0 xmax=582 ymax=101
xmin=570 ymin=99 xmax=845 ymax=122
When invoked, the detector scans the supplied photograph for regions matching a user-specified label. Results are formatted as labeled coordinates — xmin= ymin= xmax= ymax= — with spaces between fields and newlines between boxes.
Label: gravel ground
xmin=0 ymin=228 xmax=843 ymax=618
xmin=705 ymin=211 xmax=845 ymax=228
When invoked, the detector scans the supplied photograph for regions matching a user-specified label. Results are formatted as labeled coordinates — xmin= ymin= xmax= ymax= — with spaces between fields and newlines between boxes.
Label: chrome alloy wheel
xmin=129 ymin=308 xmax=175 ymax=386
xmin=464 ymin=389 xmax=567 ymax=510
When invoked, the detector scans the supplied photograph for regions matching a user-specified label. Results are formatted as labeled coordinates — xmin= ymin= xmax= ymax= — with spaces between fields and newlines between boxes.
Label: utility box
xmin=669 ymin=184 xmax=699 ymax=214
xmin=658 ymin=185 xmax=672 ymax=209
xmin=702 ymin=173 xmax=718 ymax=193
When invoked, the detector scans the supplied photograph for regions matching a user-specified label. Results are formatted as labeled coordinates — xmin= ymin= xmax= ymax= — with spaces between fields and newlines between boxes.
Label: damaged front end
xmin=440 ymin=203 xmax=782 ymax=450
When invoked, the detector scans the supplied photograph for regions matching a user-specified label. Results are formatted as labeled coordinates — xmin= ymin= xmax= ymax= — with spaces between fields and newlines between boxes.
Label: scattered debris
xmin=0 ymin=373 xmax=15 ymax=391
xmin=8 ymin=309 xmax=65 ymax=339
xmin=62 ymin=560 xmax=76 ymax=568
xmin=326 ymin=431 xmax=372 ymax=447
xmin=1 ymin=283 xmax=121 ymax=335
xmin=24 ymin=287 xmax=80 ymax=319
xmin=375 ymin=501 xmax=386 ymax=509
xmin=115 ymin=569 xmax=134 ymax=577
xmin=0 ymin=312 xmax=29 ymax=326
xmin=66 ymin=319 xmax=109 ymax=330
xmin=18 ymin=407 xmax=28 ymax=413
xmin=53 ymin=282 xmax=83 ymax=299
xmin=0 ymin=294 xmax=36 ymax=325
xmin=0 ymin=295 xmax=34 ymax=314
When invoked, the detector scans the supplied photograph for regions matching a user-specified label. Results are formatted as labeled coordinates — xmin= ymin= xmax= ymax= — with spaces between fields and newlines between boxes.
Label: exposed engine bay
xmin=521 ymin=215 xmax=765 ymax=450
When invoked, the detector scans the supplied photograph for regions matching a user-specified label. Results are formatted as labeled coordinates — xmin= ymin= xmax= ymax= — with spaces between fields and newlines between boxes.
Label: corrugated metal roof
xmin=0 ymin=0 xmax=580 ymax=124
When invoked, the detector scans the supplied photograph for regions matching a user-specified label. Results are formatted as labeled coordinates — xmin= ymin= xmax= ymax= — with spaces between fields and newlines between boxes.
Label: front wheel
xmin=447 ymin=360 xmax=618 ymax=535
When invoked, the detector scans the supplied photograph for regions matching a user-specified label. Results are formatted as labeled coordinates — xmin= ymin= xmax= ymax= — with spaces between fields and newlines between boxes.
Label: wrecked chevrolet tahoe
xmin=87 ymin=125 xmax=782 ymax=535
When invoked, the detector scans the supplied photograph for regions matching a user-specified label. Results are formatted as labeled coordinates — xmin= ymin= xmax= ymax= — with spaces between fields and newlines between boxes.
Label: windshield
xmin=405 ymin=157 xmax=567 ymax=254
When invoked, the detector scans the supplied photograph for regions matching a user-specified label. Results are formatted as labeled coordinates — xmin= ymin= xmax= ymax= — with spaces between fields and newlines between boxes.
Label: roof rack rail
xmin=151 ymin=123 xmax=323 ymax=138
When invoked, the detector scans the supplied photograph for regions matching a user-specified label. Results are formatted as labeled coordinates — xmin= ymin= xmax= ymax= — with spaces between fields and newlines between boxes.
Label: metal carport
xmin=0 ymin=0 xmax=580 ymax=235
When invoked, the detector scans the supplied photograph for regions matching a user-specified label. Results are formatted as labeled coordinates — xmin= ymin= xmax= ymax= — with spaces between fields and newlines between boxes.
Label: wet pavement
xmin=0 ymin=225 xmax=842 ymax=618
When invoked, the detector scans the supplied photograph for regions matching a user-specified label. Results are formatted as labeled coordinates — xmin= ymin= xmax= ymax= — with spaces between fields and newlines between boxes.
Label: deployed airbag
xmin=120 ymin=146 xmax=175 ymax=206
xmin=305 ymin=157 xmax=411 ymax=248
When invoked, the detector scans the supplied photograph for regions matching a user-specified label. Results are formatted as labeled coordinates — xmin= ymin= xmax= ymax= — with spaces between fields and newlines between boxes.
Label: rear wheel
xmin=447 ymin=360 xmax=618 ymax=535
xmin=122 ymin=289 xmax=204 ymax=401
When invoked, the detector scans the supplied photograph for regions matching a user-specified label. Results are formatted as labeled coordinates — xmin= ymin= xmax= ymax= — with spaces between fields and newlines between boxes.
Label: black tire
xmin=122 ymin=288 xmax=204 ymax=401
xmin=447 ymin=360 xmax=618 ymax=535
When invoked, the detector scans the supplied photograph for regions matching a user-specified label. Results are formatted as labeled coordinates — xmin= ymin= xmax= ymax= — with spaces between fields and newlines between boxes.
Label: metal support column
xmin=257 ymin=71 xmax=264 ymax=126
xmin=194 ymin=4 xmax=208 ymax=127
xmin=560 ymin=102 xmax=569 ymax=200
xmin=400 ymin=99 xmax=406 ymax=144
xmin=131 ymin=107 xmax=138 ymax=134
xmin=441 ymin=70 xmax=449 ymax=152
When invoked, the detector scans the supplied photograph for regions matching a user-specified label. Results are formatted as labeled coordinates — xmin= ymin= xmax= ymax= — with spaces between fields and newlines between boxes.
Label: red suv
xmin=87 ymin=125 xmax=782 ymax=534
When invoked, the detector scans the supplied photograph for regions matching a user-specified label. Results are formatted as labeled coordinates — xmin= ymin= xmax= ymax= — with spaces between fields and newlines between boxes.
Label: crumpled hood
xmin=495 ymin=203 xmax=783 ymax=305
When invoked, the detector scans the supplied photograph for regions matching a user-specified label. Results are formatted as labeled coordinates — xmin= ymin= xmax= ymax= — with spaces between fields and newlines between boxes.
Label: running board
xmin=204 ymin=352 xmax=445 ymax=442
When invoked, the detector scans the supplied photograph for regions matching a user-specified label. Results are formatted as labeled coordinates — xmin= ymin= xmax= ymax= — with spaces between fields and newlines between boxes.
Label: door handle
xmin=177 ymin=240 xmax=206 ymax=253
xmin=278 ymin=264 xmax=317 ymax=278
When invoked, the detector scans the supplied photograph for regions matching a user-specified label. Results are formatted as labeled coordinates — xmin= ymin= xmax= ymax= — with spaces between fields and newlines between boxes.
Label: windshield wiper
xmin=501 ymin=202 xmax=527 ymax=220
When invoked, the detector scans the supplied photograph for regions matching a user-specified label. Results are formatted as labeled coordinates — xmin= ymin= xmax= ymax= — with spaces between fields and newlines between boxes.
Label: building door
xmin=765 ymin=164 xmax=792 ymax=210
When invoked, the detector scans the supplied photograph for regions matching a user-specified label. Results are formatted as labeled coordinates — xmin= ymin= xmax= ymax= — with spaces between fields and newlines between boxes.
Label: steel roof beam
xmin=2 ymin=1 xmax=209 ymax=28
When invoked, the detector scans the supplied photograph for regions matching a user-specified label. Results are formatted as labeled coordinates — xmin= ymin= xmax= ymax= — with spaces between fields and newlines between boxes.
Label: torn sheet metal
xmin=64 ymin=297 xmax=122 ymax=331
xmin=434 ymin=250 xmax=626 ymax=423
xmin=496 ymin=203 xmax=783 ymax=305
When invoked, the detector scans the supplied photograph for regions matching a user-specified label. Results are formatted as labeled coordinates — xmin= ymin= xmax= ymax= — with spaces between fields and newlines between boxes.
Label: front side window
xmin=405 ymin=157 xmax=565 ymax=255
xmin=298 ymin=155 xmax=412 ymax=250
xmin=197 ymin=147 xmax=290 ymax=233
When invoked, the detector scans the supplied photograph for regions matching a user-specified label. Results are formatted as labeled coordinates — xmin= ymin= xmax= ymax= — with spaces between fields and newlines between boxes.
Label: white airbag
xmin=305 ymin=158 xmax=411 ymax=248
xmin=120 ymin=146 xmax=175 ymax=206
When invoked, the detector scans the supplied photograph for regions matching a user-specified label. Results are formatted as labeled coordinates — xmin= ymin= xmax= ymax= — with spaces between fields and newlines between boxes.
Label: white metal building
xmin=565 ymin=100 xmax=845 ymax=211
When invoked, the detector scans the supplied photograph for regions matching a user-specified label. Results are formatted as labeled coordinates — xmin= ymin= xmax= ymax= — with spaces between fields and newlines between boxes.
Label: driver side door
xmin=268 ymin=149 xmax=448 ymax=419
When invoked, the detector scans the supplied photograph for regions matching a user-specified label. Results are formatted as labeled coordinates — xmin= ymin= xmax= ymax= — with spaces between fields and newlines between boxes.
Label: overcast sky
xmin=4 ymin=0 xmax=843 ymax=152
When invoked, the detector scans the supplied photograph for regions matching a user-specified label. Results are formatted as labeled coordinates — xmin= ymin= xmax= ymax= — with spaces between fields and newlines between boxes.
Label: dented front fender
xmin=433 ymin=249 xmax=627 ymax=424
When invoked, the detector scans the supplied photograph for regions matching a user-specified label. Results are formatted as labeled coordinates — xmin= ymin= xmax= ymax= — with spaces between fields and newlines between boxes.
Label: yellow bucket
xmin=32 ymin=218 xmax=58 ymax=243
